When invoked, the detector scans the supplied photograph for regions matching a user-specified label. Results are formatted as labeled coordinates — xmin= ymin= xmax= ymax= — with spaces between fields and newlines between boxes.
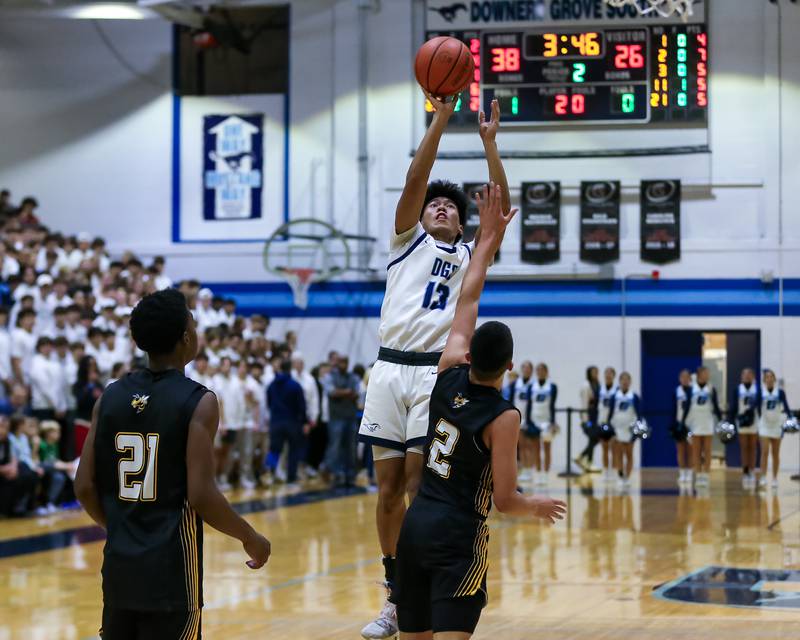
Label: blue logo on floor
xmin=654 ymin=566 xmax=800 ymax=609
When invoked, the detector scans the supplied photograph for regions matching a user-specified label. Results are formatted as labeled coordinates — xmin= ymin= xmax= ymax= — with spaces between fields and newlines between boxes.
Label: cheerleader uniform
xmin=598 ymin=383 xmax=617 ymax=427
xmin=758 ymin=386 xmax=791 ymax=439
xmin=670 ymin=384 xmax=692 ymax=441
xmin=608 ymin=389 xmax=642 ymax=444
xmin=530 ymin=378 xmax=557 ymax=441
xmin=735 ymin=382 xmax=759 ymax=434
xmin=682 ymin=383 xmax=722 ymax=436
xmin=507 ymin=376 xmax=533 ymax=433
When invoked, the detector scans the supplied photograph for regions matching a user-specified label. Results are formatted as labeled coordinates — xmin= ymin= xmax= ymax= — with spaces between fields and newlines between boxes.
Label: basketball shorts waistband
xmin=377 ymin=347 xmax=442 ymax=367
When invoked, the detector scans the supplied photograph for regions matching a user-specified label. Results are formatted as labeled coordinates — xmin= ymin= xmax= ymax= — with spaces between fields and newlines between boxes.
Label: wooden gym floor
xmin=1 ymin=469 xmax=800 ymax=639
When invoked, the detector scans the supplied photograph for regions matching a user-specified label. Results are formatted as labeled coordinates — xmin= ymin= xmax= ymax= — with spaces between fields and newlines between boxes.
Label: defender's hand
xmin=530 ymin=497 xmax=567 ymax=524
xmin=244 ymin=531 xmax=272 ymax=569
xmin=479 ymin=99 xmax=500 ymax=143
xmin=473 ymin=182 xmax=517 ymax=248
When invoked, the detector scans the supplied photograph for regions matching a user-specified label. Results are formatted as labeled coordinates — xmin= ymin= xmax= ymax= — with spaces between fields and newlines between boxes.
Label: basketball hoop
xmin=280 ymin=268 xmax=317 ymax=310
xmin=604 ymin=0 xmax=694 ymax=21
xmin=263 ymin=218 xmax=351 ymax=309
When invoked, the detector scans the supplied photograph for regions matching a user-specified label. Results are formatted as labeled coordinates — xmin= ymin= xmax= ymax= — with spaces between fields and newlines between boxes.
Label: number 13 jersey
xmin=419 ymin=365 xmax=519 ymax=521
xmin=94 ymin=368 xmax=209 ymax=612
xmin=379 ymin=223 xmax=474 ymax=353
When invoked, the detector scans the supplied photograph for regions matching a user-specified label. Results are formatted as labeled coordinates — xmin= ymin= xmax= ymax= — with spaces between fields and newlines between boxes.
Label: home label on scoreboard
xmin=424 ymin=1 xmax=708 ymax=127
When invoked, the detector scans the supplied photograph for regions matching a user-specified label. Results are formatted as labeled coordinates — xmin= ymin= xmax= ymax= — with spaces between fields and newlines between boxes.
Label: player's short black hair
xmin=130 ymin=288 xmax=190 ymax=355
xmin=470 ymin=321 xmax=513 ymax=381
xmin=422 ymin=180 xmax=468 ymax=226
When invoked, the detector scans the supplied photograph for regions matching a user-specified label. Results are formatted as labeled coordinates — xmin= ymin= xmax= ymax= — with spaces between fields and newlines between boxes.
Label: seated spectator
xmin=30 ymin=337 xmax=67 ymax=423
xmin=16 ymin=197 xmax=41 ymax=228
xmin=0 ymin=383 xmax=32 ymax=417
xmin=0 ymin=415 xmax=37 ymax=517
xmin=11 ymin=308 xmax=37 ymax=383
xmin=38 ymin=420 xmax=74 ymax=512
xmin=0 ymin=189 xmax=15 ymax=219
xmin=8 ymin=415 xmax=43 ymax=514
xmin=73 ymin=356 xmax=103 ymax=456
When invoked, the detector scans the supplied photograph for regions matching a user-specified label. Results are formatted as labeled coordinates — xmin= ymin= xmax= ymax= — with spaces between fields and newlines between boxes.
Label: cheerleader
xmin=607 ymin=372 xmax=642 ymax=492
xmin=576 ymin=365 xmax=600 ymax=473
xmin=682 ymin=366 xmax=722 ymax=488
xmin=506 ymin=361 xmax=535 ymax=482
xmin=530 ymin=362 xmax=558 ymax=486
xmin=733 ymin=368 xmax=759 ymax=488
xmin=598 ymin=367 xmax=618 ymax=482
xmin=757 ymin=369 xmax=791 ymax=490
xmin=671 ymin=369 xmax=693 ymax=487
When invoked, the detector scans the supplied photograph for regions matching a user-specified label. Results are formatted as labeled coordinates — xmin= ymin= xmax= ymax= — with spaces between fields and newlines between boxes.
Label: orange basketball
xmin=414 ymin=36 xmax=474 ymax=98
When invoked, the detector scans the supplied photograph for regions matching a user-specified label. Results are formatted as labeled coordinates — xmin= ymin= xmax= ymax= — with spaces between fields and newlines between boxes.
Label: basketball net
xmin=604 ymin=0 xmax=694 ymax=21
xmin=283 ymin=268 xmax=316 ymax=310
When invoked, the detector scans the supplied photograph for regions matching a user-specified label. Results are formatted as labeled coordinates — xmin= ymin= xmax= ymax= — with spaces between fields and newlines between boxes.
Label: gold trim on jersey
xmin=474 ymin=463 xmax=492 ymax=518
xmin=179 ymin=610 xmax=201 ymax=640
xmin=453 ymin=522 xmax=489 ymax=598
xmin=179 ymin=500 xmax=201 ymax=612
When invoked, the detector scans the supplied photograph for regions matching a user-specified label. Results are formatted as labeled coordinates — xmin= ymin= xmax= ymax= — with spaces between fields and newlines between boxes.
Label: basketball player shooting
xmin=357 ymin=96 xmax=510 ymax=639
xmin=391 ymin=183 xmax=566 ymax=639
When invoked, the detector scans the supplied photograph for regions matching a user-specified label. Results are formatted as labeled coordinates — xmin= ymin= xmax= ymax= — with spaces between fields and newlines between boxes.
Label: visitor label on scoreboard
xmin=203 ymin=114 xmax=264 ymax=220
xmin=521 ymin=181 xmax=560 ymax=264
xmin=580 ymin=181 xmax=620 ymax=264
xmin=463 ymin=182 xmax=500 ymax=261
xmin=640 ymin=180 xmax=680 ymax=264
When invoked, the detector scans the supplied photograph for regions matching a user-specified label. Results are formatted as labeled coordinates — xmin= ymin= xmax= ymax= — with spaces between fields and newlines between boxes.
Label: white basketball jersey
xmin=379 ymin=223 xmax=474 ymax=353
xmin=531 ymin=379 xmax=555 ymax=427
xmin=685 ymin=383 xmax=715 ymax=432
xmin=598 ymin=384 xmax=617 ymax=424
xmin=610 ymin=389 xmax=638 ymax=433
xmin=760 ymin=387 xmax=788 ymax=429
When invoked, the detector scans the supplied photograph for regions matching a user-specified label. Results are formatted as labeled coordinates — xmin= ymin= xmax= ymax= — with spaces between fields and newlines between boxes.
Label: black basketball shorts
xmin=100 ymin=605 xmax=201 ymax=640
xmin=392 ymin=497 xmax=489 ymax=634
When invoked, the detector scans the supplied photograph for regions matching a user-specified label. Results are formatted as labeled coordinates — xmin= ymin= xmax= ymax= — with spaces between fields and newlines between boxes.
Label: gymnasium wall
xmin=1 ymin=1 xmax=799 ymax=470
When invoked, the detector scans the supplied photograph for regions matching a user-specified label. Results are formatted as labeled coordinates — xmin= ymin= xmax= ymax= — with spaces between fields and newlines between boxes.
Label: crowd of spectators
xmin=0 ymin=189 xmax=372 ymax=518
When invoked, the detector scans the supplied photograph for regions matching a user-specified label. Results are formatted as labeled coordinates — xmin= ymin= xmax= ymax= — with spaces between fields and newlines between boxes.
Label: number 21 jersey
xmin=379 ymin=223 xmax=474 ymax=353
xmin=94 ymin=368 xmax=209 ymax=612
xmin=419 ymin=365 xmax=518 ymax=521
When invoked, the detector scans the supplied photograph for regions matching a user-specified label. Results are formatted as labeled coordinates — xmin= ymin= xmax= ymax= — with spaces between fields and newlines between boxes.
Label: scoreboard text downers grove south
xmin=425 ymin=0 xmax=708 ymax=126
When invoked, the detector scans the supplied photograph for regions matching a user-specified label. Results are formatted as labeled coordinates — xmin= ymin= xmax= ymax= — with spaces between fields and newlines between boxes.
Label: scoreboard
xmin=425 ymin=19 xmax=708 ymax=126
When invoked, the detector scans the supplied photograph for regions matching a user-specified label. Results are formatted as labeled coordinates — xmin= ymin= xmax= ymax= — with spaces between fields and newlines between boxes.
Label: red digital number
xmin=491 ymin=47 xmax=521 ymax=73
xmin=697 ymin=62 xmax=707 ymax=77
xmin=698 ymin=77 xmax=707 ymax=91
xmin=470 ymin=38 xmax=480 ymax=54
xmin=555 ymin=94 xmax=586 ymax=115
xmin=697 ymin=47 xmax=707 ymax=62
xmin=697 ymin=33 xmax=707 ymax=47
xmin=697 ymin=93 xmax=708 ymax=107
xmin=614 ymin=44 xmax=644 ymax=69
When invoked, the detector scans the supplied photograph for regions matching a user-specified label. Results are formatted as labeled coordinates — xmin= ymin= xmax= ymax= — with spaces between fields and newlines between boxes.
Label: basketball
xmin=414 ymin=36 xmax=474 ymax=98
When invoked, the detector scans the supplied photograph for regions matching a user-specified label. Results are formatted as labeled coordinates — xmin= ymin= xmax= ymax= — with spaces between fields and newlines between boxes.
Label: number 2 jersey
xmin=418 ymin=365 xmax=518 ymax=521
xmin=94 ymin=368 xmax=209 ymax=611
xmin=379 ymin=223 xmax=474 ymax=353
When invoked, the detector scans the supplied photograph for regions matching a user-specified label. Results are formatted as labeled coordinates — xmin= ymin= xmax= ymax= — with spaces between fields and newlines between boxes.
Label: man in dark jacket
xmin=266 ymin=359 xmax=308 ymax=485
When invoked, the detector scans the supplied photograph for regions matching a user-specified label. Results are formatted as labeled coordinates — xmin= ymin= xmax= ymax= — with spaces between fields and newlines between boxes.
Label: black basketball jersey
xmin=418 ymin=365 xmax=519 ymax=521
xmin=94 ymin=368 xmax=209 ymax=612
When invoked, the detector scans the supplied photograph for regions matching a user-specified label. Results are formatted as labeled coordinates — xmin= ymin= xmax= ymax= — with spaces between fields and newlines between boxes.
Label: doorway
xmin=640 ymin=330 xmax=761 ymax=468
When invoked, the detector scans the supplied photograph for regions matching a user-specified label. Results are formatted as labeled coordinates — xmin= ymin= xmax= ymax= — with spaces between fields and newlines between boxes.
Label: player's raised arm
xmin=394 ymin=93 xmax=457 ymax=235
xmin=438 ymin=182 xmax=516 ymax=373
xmin=479 ymin=99 xmax=511 ymax=218
xmin=74 ymin=399 xmax=106 ymax=528
xmin=186 ymin=391 xmax=271 ymax=570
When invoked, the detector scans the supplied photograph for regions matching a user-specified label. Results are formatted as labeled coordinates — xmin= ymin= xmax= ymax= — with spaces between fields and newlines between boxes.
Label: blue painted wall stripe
xmin=200 ymin=279 xmax=800 ymax=319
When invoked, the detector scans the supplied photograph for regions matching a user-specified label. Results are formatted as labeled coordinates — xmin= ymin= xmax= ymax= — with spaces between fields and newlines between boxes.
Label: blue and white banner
xmin=203 ymin=114 xmax=264 ymax=221
xmin=175 ymin=94 xmax=286 ymax=243
xmin=425 ymin=0 xmax=707 ymax=29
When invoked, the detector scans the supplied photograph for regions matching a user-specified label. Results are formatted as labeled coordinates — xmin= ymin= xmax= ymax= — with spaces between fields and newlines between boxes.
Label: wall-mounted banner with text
xmin=521 ymin=181 xmax=560 ymax=264
xmin=640 ymin=179 xmax=681 ymax=264
xmin=580 ymin=180 xmax=620 ymax=264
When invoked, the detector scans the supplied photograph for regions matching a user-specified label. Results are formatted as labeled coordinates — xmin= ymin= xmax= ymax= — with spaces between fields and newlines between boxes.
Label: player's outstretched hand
xmin=530 ymin=497 xmax=567 ymax=525
xmin=424 ymin=89 xmax=458 ymax=119
xmin=474 ymin=182 xmax=517 ymax=247
xmin=244 ymin=531 xmax=272 ymax=569
xmin=479 ymin=98 xmax=500 ymax=143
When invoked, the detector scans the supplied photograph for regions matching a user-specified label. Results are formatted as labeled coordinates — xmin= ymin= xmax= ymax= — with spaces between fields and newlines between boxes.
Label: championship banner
xmin=580 ymin=180 xmax=620 ymax=264
xmin=203 ymin=114 xmax=264 ymax=220
xmin=520 ymin=181 xmax=560 ymax=264
xmin=463 ymin=182 xmax=500 ymax=260
xmin=640 ymin=180 xmax=681 ymax=264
